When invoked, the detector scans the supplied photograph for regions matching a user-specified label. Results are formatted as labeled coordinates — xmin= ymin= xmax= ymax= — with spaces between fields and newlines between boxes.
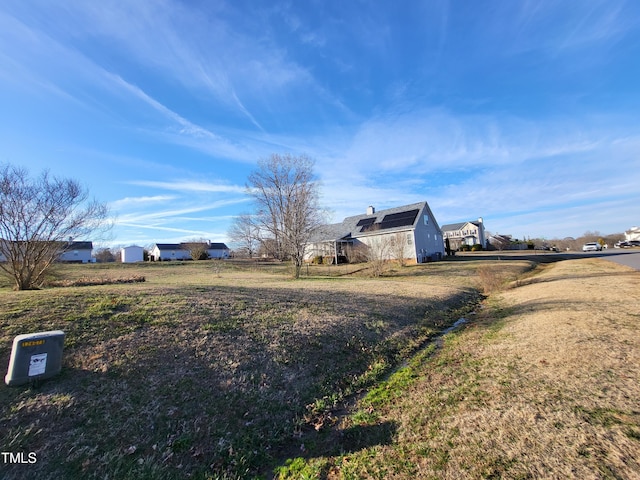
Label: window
xmin=407 ymin=233 xmax=412 ymax=245
xmin=424 ymin=215 xmax=429 ymax=225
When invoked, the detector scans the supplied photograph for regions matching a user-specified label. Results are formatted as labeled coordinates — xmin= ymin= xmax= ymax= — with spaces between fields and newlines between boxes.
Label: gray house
xmin=306 ymin=201 xmax=444 ymax=263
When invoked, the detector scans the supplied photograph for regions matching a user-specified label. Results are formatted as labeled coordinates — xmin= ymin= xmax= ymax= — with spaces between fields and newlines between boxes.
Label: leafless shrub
xmin=390 ymin=232 xmax=409 ymax=267
xmin=476 ymin=265 xmax=505 ymax=293
xmin=364 ymin=236 xmax=392 ymax=277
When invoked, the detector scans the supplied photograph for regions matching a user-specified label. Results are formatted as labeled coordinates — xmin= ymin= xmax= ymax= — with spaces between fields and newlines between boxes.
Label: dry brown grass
xmin=46 ymin=275 xmax=146 ymax=287
xmin=288 ymin=258 xmax=640 ymax=479
xmin=2 ymin=259 xmax=528 ymax=479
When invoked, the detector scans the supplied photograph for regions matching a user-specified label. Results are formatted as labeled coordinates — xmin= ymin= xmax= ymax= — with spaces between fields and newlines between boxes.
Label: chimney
xmin=367 ymin=206 xmax=375 ymax=215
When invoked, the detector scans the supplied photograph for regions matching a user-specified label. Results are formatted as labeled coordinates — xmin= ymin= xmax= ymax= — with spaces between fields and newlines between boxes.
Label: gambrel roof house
xmin=150 ymin=241 xmax=229 ymax=261
xmin=306 ymin=201 xmax=444 ymax=263
xmin=441 ymin=219 xmax=486 ymax=249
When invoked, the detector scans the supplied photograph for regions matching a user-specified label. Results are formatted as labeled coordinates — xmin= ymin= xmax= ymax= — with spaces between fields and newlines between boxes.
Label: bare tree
xmin=182 ymin=238 xmax=210 ymax=260
xmin=227 ymin=213 xmax=260 ymax=258
xmin=0 ymin=164 xmax=110 ymax=290
xmin=389 ymin=232 xmax=409 ymax=267
xmin=247 ymin=154 xmax=322 ymax=278
xmin=362 ymin=235 xmax=392 ymax=277
xmin=94 ymin=247 xmax=117 ymax=263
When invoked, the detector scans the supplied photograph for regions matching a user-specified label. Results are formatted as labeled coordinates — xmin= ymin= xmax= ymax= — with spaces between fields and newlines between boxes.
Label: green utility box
xmin=5 ymin=331 xmax=65 ymax=386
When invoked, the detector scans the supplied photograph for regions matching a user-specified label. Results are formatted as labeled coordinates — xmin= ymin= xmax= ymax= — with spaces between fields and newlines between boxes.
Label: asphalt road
xmin=452 ymin=249 xmax=640 ymax=271
xmin=598 ymin=250 xmax=640 ymax=271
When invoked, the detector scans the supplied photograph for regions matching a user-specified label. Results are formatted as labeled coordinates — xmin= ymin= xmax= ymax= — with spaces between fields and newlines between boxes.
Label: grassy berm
xmin=0 ymin=257 xmax=637 ymax=479
xmin=276 ymin=258 xmax=640 ymax=479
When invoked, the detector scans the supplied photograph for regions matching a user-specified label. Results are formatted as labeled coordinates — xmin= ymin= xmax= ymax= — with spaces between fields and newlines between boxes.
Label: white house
xmin=150 ymin=243 xmax=192 ymax=261
xmin=625 ymin=226 xmax=640 ymax=242
xmin=0 ymin=240 xmax=93 ymax=263
xmin=207 ymin=242 xmax=230 ymax=259
xmin=121 ymin=245 xmax=145 ymax=263
xmin=306 ymin=201 xmax=445 ymax=263
xmin=441 ymin=219 xmax=486 ymax=250
xmin=150 ymin=241 xmax=229 ymax=261
xmin=58 ymin=241 xmax=93 ymax=263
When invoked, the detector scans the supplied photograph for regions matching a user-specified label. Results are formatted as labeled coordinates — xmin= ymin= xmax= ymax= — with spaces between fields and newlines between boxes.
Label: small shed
xmin=121 ymin=245 xmax=144 ymax=263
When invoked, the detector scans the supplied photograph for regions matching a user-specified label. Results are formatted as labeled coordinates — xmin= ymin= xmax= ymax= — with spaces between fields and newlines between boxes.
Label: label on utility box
xmin=5 ymin=331 xmax=65 ymax=386
xmin=28 ymin=353 xmax=48 ymax=376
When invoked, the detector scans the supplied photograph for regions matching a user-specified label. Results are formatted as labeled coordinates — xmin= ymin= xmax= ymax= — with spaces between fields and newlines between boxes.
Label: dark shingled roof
xmin=309 ymin=201 xmax=433 ymax=243
xmin=153 ymin=242 xmax=229 ymax=250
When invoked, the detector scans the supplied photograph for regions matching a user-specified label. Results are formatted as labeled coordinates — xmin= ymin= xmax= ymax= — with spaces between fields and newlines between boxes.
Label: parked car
xmin=630 ymin=240 xmax=640 ymax=247
xmin=614 ymin=241 xmax=630 ymax=248
xmin=582 ymin=242 xmax=602 ymax=252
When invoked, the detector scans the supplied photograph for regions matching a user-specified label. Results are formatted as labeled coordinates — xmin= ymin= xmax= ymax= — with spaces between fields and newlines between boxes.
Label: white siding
xmin=207 ymin=248 xmax=229 ymax=259
xmin=59 ymin=249 xmax=92 ymax=263
xmin=121 ymin=246 xmax=144 ymax=263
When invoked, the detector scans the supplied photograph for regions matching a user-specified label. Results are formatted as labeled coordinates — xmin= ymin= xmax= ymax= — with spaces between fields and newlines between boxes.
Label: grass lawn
xmin=1 ymin=258 xmax=528 ymax=479
xmin=276 ymin=258 xmax=640 ymax=479
xmin=3 ymin=257 xmax=637 ymax=479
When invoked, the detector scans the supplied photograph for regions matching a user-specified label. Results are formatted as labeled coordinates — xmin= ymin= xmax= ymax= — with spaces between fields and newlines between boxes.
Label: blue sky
xmin=1 ymin=1 xmax=639 ymax=248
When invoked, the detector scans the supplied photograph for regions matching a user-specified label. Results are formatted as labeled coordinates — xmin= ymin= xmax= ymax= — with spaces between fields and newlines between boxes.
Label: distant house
xmin=625 ymin=226 xmax=640 ymax=242
xmin=58 ymin=241 xmax=93 ymax=263
xmin=150 ymin=244 xmax=190 ymax=261
xmin=149 ymin=241 xmax=229 ymax=261
xmin=441 ymin=219 xmax=486 ymax=250
xmin=121 ymin=245 xmax=145 ymax=263
xmin=487 ymin=234 xmax=528 ymax=251
xmin=0 ymin=240 xmax=93 ymax=263
xmin=306 ymin=201 xmax=445 ymax=264
xmin=206 ymin=242 xmax=230 ymax=259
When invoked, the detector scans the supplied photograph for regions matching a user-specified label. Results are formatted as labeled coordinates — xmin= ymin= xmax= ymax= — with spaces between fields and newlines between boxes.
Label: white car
xmin=582 ymin=242 xmax=602 ymax=252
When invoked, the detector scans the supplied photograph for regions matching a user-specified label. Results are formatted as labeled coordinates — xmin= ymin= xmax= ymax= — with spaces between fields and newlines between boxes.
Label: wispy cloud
xmin=502 ymin=1 xmax=635 ymax=58
xmin=117 ymin=197 xmax=248 ymax=221
xmin=63 ymin=1 xmax=327 ymax=126
xmin=2 ymin=1 xmax=639 ymax=244
xmin=127 ymin=180 xmax=246 ymax=195
xmin=110 ymin=195 xmax=176 ymax=209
